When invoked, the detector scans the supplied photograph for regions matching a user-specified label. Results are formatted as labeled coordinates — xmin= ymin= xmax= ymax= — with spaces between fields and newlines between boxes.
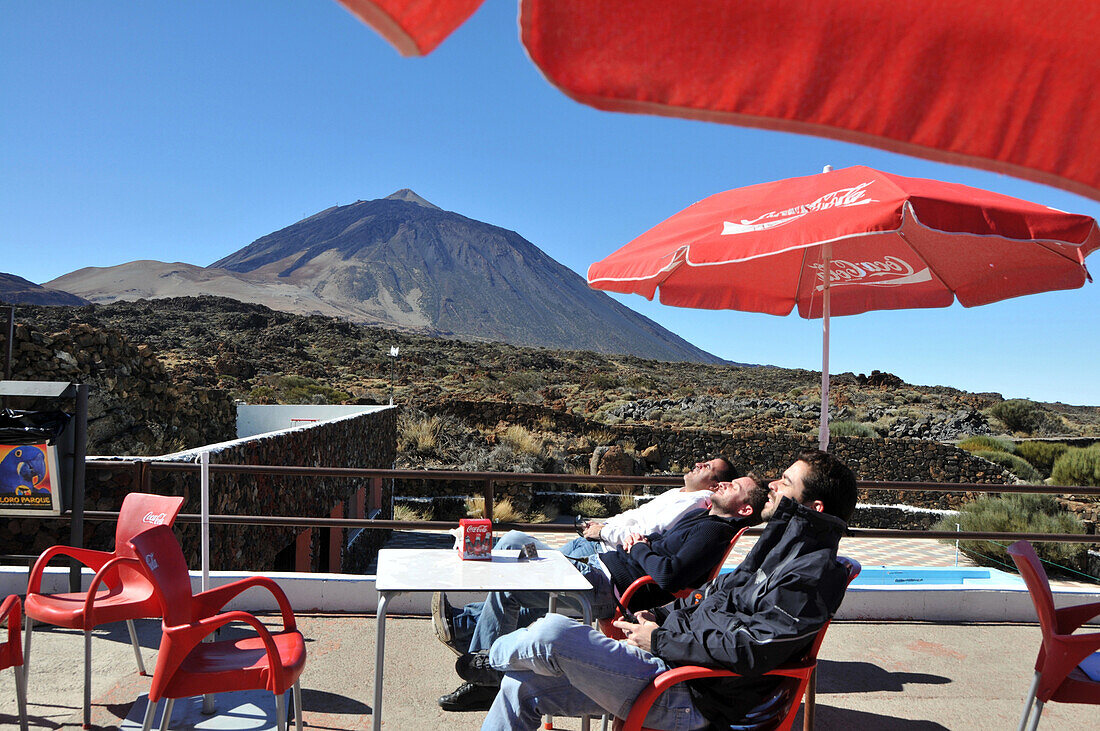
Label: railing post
xmin=483 ymin=479 xmax=494 ymax=522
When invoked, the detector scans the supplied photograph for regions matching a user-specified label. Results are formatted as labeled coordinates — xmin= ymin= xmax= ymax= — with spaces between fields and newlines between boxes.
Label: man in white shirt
xmin=575 ymin=457 xmax=737 ymax=554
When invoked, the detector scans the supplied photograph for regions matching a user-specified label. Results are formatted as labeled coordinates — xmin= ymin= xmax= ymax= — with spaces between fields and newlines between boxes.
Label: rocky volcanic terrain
xmin=11 ymin=297 xmax=1100 ymax=446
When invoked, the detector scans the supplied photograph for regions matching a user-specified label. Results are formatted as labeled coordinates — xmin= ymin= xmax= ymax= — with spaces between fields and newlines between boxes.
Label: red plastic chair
xmin=23 ymin=491 xmax=184 ymax=728
xmin=599 ymin=526 xmax=749 ymax=640
xmin=129 ymin=524 xmax=306 ymax=731
xmin=615 ymin=556 xmax=861 ymax=731
xmin=0 ymin=595 xmax=28 ymax=731
xmin=1007 ymin=540 xmax=1100 ymax=731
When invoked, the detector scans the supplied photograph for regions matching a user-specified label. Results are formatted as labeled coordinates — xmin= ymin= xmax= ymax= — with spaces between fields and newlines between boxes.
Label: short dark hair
xmin=743 ymin=472 xmax=771 ymax=524
xmin=795 ymin=449 xmax=858 ymax=523
xmin=711 ymin=456 xmax=739 ymax=483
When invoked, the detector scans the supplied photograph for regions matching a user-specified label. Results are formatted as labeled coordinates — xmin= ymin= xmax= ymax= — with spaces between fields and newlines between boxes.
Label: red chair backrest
xmin=1007 ymin=541 xmax=1059 ymax=641
xmin=129 ymin=524 xmax=196 ymax=627
xmin=114 ymin=493 xmax=186 ymax=558
xmin=111 ymin=493 xmax=185 ymax=590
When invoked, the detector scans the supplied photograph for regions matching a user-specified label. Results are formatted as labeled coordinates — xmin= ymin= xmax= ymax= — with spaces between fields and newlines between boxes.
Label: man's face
xmin=761 ymin=460 xmax=812 ymax=520
xmin=708 ymin=476 xmax=757 ymax=517
xmin=682 ymin=459 xmax=726 ymax=492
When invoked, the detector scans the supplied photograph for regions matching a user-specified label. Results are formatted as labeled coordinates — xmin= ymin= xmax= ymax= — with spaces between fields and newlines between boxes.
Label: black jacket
xmin=599 ymin=508 xmax=749 ymax=607
xmin=649 ymin=497 xmax=850 ymax=725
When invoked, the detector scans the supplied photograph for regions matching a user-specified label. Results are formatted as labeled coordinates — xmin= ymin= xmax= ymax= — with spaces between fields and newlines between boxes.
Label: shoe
xmin=432 ymin=591 xmax=461 ymax=656
xmin=455 ymin=650 xmax=504 ymax=687
xmin=438 ymin=681 xmax=498 ymax=711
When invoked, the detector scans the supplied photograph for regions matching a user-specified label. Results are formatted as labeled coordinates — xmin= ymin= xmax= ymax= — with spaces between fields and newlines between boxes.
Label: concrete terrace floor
xmin=2 ymin=613 xmax=1098 ymax=730
xmin=1 ymin=529 xmax=1096 ymax=730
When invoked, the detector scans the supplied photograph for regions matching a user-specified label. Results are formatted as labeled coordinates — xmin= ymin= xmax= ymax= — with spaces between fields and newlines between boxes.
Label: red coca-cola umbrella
xmin=336 ymin=1 xmax=1100 ymax=201
xmin=586 ymin=166 xmax=1100 ymax=449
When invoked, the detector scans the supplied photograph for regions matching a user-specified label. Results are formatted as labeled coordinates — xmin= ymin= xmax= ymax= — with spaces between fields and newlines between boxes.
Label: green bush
xmin=988 ymin=399 xmax=1048 ymax=434
xmin=828 ymin=420 xmax=877 ymax=438
xmin=1015 ymin=441 xmax=1070 ymax=476
xmin=972 ymin=450 xmax=1042 ymax=483
xmin=1050 ymin=445 xmax=1100 ymax=487
xmin=935 ymin=494 xmax=1086 ymax=570
xmin=957 ymin=435 xmax=1015 ymax=453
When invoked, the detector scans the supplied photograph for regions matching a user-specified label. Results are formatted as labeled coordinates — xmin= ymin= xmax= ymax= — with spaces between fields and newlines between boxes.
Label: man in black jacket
xmin=434 ymin=471 xmax=769 ymax=711
xmin=471 ymin=449 xmax=858 ymax=730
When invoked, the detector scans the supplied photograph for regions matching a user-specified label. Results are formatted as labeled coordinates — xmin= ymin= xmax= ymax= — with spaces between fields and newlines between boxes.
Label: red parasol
xmin=586 ymin=166 xmax=1100 ymax=448
xmin=336 ymin=1 xmax=1100 ymax=202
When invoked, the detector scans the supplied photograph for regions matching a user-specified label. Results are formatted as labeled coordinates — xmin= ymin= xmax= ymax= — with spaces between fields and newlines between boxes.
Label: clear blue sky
xmin=3 ymin=2 xmax=1098 ymax=404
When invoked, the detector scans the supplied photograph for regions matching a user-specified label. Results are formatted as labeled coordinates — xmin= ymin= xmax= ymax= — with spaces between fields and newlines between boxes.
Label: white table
xmin=373 ymin=548 xmax=595 ymax=731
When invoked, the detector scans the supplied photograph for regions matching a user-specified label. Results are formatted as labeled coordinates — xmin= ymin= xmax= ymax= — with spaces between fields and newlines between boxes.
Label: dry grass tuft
xmin=500 ymin=425 xmax=544 ymax=456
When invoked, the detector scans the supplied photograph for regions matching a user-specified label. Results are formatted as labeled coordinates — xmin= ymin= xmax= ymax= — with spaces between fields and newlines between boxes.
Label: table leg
xmin=373 ymin=591 xmax=396 ymax=731
xmin=574 ymin=591 xmax=593 ymax=731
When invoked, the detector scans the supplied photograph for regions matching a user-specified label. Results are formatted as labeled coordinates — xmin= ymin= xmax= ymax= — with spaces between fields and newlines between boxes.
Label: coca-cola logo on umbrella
xmin=809 ymin=256 xmax=932 ymax=291
xmin=721 ymin=182 xmax=877 ymax=235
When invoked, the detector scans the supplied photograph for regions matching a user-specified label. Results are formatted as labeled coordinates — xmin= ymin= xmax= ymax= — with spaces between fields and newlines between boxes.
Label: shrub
xmin=502 ymin=371 xmax=543 ymax=392
xmin=1015 ymin=441 xmax=1070 ymax=476
xmin=988 ymin=399 xmax=1049 ymax=434
xmin=500 ymin=425 xmax=544 ymax=456
xmin=572 ymin=497 xmax=609 ymax=519
xmin=957 ymin=435 xmax=1015 ymax=453
xmin=393 ymin=503 xmax=432 ymax=522
xmin=971 ymin=450 xmax=1042 ymax=483
xmin=590 ymin=372 xmax=621 ymax=389
xmin=247 ymin=385 xmax=277 ymax=404
xmin=828 ymin=420 xmax=877 ymax=438
xmin=618 ymin=494 xmax=639 ymax=513
xmin=935 ymin=494 xmax=1086 ymax=570
xmin=1050 ymin=445 xmax=1100 ymax=487
xmin=399 ymin=415 xmax=443 ymax=453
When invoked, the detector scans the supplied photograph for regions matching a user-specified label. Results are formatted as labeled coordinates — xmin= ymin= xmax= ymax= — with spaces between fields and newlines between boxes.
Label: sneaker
xmin=432 ymin=591 xmax=461 ymax=655
xmin=438 ymin=681 xmax=498 ymax=712
xmin=455 ymin=650 xmax=504 ymax=687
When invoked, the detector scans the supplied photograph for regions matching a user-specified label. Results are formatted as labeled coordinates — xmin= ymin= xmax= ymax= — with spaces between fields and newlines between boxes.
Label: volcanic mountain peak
xmin=384 ymin=188 xmax=440 ymax=209
xmin=45 ymin=193 xmax=726 ymax=363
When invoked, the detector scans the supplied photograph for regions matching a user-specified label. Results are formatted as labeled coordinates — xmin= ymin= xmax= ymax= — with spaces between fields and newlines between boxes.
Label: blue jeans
xmin=450 ymin=531 xmax=615 ymax=653
xmin=495 ymin=530 xmax=599 ymax=559
xmin=480 ymin=613 xmax=707 ymax=731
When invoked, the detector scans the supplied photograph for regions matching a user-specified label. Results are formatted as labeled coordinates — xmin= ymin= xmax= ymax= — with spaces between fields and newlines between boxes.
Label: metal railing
xmin=73 ymin=460 xmax=1100 ymax=546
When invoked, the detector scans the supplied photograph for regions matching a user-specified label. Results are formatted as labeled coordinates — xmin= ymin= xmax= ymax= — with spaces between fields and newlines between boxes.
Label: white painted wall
xmin=236 ymin=404 xmax=389 ymax=439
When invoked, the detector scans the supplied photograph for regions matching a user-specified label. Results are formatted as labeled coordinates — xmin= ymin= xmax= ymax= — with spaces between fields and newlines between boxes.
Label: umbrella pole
xmin=818 ymin=165 xmax=833 ymax=452
xmin=819 ymin=246 xmax=831 ymax=451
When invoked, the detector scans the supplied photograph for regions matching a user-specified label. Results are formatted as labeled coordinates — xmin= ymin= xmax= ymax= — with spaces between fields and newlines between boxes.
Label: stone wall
xmin=2 ymin=321 xmax=236 ymax=455
xmin=420 ymin=400 xmax=1010 ymax=512
xmin=13 ymin=408 xmax=397 ymax=572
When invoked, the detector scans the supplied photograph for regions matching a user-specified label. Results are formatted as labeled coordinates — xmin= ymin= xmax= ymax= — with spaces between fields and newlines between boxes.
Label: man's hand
xmin=582 ymin=520 xmax=604 ymax=540
xmin=612 ymin=616 xmax=659 ymax=652
xmin=621 ymin=532 xmax=650 ymax=552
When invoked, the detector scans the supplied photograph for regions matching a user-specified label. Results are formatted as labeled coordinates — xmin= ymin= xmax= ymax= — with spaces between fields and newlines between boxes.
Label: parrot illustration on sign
xmin=0 ymin=445 xmax=49 ymax=496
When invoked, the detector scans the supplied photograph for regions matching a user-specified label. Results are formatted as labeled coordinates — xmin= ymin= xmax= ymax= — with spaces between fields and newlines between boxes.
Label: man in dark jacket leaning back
xmin=467 ymin=448 xmax=859 ymax=730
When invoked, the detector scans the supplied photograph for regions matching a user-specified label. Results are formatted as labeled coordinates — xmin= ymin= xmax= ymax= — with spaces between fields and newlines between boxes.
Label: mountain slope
xmin=53 ymin=190 xmax=726 ymax=363
xmin=0 ymin=272 xmax=89 ymax=305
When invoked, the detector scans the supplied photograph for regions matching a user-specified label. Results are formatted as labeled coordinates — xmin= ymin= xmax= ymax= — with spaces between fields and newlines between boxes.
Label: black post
xmin=68 ymin=384 xmax=89 ymax=592
xmin=2 ymin=306 xmax=12 ymax=410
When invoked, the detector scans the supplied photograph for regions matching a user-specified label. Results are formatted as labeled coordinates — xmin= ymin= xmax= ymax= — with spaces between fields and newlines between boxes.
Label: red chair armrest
xmin=164 ymin=609 xmax=282 ymax=676
xmin=618 ymin=575 xmax=659 ymax=608
xmin=27 ymin=545 xmax=114 ymax=594
xmin=621 ymin=666 xmax=738 ymax=730
xmin=193 ymin=576 xmax=297 ymax=630
xmin=81 ymin=557 xmax=141 ymax=625
xmin=0 ymin=594 xmax=21 ymax=655
xmin=1054 ymin=600 xmax=1100 ymax=634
